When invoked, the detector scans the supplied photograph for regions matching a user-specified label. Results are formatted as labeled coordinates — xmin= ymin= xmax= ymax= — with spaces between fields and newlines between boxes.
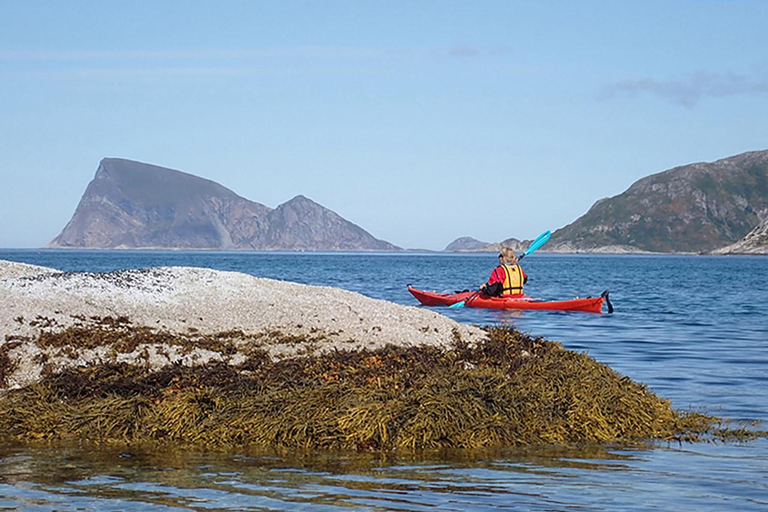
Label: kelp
xmin=0 ymin=325 xmax=760 ymax=451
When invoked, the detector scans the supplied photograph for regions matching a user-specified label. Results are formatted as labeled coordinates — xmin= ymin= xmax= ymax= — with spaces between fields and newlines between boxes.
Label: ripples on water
xmin=1 ymin=441 xmax=767 ymax=512
xmin=0 ymin=250 xmax=766 ymax=511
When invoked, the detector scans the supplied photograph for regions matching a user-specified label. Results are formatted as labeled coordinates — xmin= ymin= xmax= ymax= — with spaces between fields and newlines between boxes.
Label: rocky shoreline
xmin=0 ymin=259 xmax=755 ymax=451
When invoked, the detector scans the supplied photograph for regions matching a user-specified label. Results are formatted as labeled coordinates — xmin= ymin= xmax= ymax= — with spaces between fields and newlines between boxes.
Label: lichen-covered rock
xmin=0 ymin=260 xmax=486 ymax=389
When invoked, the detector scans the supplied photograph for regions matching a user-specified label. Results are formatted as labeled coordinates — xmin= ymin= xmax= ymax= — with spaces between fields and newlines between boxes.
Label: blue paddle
xmin=521 ymin=230 xmax=551 ymax=258
xmin=449 ymin=230 xmax=551 ymax=308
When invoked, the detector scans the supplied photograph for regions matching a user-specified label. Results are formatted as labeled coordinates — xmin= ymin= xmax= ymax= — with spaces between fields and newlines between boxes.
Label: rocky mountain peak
xmin=263 ymin=194 xmax=399 ymax=251
xmin=277 ymin=194 xmax=322 ymax=212
xmin=49 ymin=159 xmax=400 ymax=251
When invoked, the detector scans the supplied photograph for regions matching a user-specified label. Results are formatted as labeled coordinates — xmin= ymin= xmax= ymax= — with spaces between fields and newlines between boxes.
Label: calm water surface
xmin=0 ymin=250 xmax=766 ymax=511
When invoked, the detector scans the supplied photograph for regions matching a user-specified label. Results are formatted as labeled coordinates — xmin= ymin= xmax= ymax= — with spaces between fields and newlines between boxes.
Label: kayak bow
xmin=408 ymin=286 xmax=612 ymax=314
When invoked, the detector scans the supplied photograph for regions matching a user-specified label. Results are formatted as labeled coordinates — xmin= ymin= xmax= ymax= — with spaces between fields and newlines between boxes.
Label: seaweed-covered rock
xmin=0 ymin=327 xmax=730 ymax=450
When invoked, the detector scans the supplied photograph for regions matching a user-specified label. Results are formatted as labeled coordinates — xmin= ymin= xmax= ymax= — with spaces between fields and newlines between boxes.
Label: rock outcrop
xmin=713 ymin=219 xmax=768 ymax=254
xmin=49 ymin=158 xmax=400 ymax=251
xmin=0 ymin=260 xmax=485 ymax=389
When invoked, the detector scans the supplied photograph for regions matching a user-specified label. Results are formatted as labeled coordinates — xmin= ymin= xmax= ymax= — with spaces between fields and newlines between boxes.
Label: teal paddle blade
xmin=524 ymin=230 xmax=551 ymax=256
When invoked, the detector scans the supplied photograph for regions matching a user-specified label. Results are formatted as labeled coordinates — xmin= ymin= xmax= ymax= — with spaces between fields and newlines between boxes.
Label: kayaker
xmin=479 ymin=247 xmax=527 ymax=297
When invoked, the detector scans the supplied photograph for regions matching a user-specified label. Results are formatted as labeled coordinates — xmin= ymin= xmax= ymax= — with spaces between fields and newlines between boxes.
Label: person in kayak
xmin=479 ymin=247 xmax=527 ymax=297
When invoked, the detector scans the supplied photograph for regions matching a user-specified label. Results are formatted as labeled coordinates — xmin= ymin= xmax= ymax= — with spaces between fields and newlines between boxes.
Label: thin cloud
xmin=0 ymin=45 xmax=512 ymax=81
xmin=0 ymin=45 xmax=513 ymax=65
xmin=601 ymin=71 xmax=768 ymax=107
xmin=449 ymin=46 xmax=481 ymax=57
xmin=0 ymin=47 xmax=385 ymax=62
xmin=0 ymin=47 xmax=389 ymax=81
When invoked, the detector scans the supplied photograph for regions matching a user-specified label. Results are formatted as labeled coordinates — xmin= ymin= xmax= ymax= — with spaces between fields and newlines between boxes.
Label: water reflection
xmin=5 ymin=442 xmax=757 ymax=512
xmin=0 ymin=447 xmax=633 ymax=510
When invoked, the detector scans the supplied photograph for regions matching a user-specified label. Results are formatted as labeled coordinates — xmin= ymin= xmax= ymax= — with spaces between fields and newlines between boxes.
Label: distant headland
xmin=49 ymin=158 xmax=400 ymax=251
xmin=446 ymin=150 xmax=768 ymax=255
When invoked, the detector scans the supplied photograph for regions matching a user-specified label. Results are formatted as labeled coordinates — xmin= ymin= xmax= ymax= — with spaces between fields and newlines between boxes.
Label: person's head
xmin=499 ymin=247 xmax=518 ymax=265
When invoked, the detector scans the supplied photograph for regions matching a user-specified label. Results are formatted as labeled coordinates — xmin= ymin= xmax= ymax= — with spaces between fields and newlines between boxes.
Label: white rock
xmin=0 ymin=260 xmax=487 ymax=389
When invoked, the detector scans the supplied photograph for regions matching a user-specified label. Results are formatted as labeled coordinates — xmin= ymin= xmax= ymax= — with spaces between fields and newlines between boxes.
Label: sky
xmin=1 ymin=0 xmax=767 ymax=250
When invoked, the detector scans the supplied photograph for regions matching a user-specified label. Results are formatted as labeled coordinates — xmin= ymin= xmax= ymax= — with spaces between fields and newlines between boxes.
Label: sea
xmin=0 ymin=250 xmax=766 ymax=512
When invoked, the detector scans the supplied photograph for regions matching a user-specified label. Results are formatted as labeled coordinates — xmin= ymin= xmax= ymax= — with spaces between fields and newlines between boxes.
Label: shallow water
xmin=0 ymin=250 xmax=766 ymax=511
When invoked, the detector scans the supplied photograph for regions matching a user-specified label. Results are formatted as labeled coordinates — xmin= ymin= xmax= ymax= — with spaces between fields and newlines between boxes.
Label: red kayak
xmin=408 ymin=286 xmax=612 ymax=314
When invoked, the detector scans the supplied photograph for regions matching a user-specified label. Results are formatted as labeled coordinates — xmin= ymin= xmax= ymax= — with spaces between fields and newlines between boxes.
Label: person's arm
xmin=480 ymin=267 xmax=504 ymax=296
xmin=481 ymin=267 xmax=503 ymax=287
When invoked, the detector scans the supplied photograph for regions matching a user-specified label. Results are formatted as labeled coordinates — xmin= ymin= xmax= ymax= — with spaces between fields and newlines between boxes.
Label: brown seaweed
xmin=0 ymin=325 xmax=761 ymax=451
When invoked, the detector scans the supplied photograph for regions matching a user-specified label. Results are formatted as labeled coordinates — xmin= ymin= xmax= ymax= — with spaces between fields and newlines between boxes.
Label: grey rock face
xmin=49 ymin=158 xmax=400 ymax=251
xmin=261 ymin=195 xmax=399 ymax=251
xmin=713 ymin=219 xmax=768 ymax=254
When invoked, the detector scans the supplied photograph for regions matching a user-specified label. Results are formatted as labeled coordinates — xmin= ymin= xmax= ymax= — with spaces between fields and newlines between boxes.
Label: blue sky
xmin=2 ymin=0 xmax=767 ymax=250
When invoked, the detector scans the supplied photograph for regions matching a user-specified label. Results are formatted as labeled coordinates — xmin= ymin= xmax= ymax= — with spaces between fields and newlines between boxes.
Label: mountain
xmin=49 ymin=158 xmax=400 ymax=251
xmin=712 ymin=219 xmax=768 ymax=255
xmin=444 ymin=236 xmax=528 ymax=253
xmin=444 ymin=237 xmax=488 ymax=252
xmin=547 ymin=150 xmax=768 ymax=253
xmin=260 ymin=194 xmax=399 ymax=251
